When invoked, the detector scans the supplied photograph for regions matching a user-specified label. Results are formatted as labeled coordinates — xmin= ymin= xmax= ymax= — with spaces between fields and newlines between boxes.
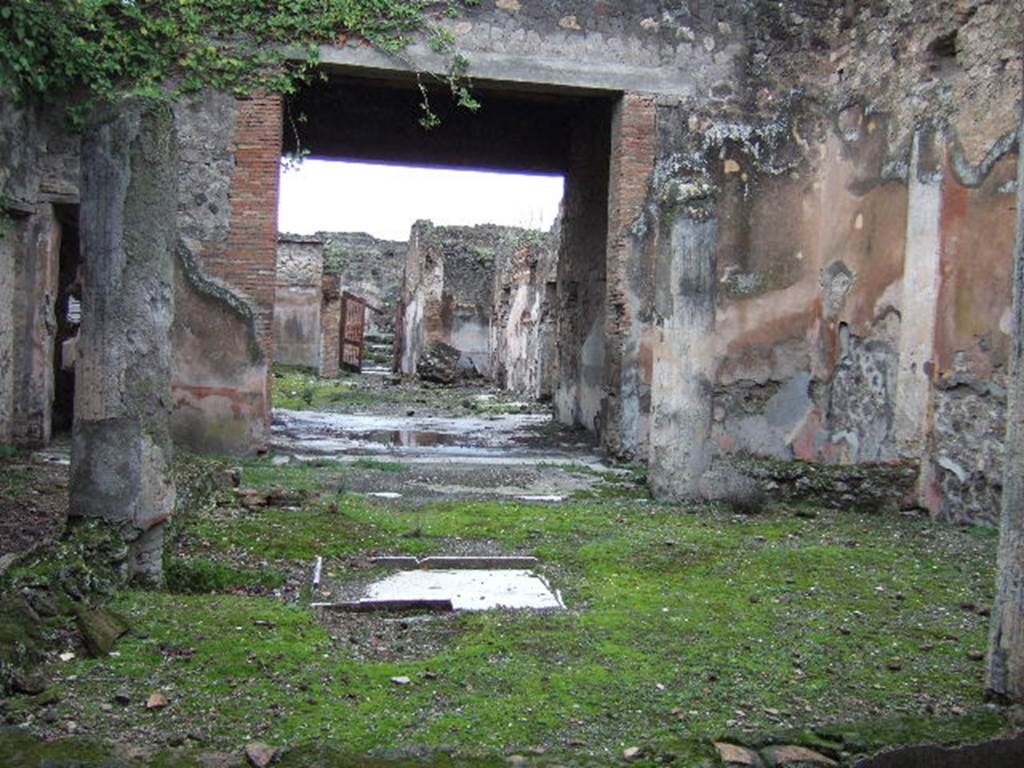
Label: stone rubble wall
xmin=0 ymin=90 xmax=276 ymax=456
xmin=0 ymin=99 xmax=75 ymax=447
xmin=321 ymin=232 xmax=406 ymax=336
xmin=0 ymin=221 xmax=15 ymax=445
xmin=398 ymin=221 xmax=560 ymax=385
xmin=623 ymin=0 xmax=1022 ymax=522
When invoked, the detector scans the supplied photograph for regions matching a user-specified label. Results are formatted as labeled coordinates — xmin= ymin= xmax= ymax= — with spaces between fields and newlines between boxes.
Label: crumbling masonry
xmin=1 ymin=1 xmax=1022 ymax=529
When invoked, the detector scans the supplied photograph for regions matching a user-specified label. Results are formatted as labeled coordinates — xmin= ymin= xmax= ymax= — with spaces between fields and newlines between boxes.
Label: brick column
xmin=209 ymin=93 xmax=283 ymax=355
xmin=604 ymin=94 xmax=657 ymax=456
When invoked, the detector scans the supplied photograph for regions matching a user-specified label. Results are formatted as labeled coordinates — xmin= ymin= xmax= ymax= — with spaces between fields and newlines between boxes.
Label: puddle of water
xmin=362 ymin=569 xmax=564 ymax=611
xmin=347 ymin=429 xmax=460 ymax=447
xmin=271 ymin=409 xmax=606 ymax=466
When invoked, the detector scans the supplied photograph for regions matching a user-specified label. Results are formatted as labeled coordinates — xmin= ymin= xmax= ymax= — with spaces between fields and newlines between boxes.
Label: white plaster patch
xmin=363 ymin=569 xmax=564 ymax=611
xmin=1000 ymin=306 xmax=1012 ymax=335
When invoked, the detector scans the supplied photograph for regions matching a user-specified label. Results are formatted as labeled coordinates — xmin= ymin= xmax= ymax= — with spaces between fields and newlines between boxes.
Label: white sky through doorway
xmin=277 ymin=159 xmax=564 ymax=241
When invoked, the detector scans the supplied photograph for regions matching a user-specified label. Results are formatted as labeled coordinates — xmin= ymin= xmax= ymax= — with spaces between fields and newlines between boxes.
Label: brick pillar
xmin=221 ymin=93 xmax=282 ymax=354
xmin=603 ymin=94 xmax=657 ymax=456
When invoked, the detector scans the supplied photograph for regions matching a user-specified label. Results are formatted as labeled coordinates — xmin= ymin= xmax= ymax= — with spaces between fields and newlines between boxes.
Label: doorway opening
xmin=51 ymin=204 xmax=80 ymax=434
xmin=276 ymin=70 xmax=614 ymax=428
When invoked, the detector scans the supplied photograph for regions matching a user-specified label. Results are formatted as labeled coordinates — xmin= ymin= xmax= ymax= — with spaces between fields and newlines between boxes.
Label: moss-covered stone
xmin=0 ymin=595 xmax=45 ymax=691
xmin=73 ymin=604 xmax=130 ymax=657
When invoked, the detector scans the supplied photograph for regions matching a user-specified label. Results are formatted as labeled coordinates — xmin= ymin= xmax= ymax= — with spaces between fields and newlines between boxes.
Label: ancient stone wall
xmin=321 ymin=232 xmax=406 ymax=334
xmin=0 ymin=99 xmax=74 ymax=447
xmin=639 ymin=0 xmax=1023 ymax=520
xmin=274 ymin=235 xmax=325 ymax=370
xmin=10 ymin=208 xmax=60 ymax=445
xmin=400 ymin=222 xmax=511 ymax=378
xmin=0 ymin=219 xmax=15 ymax=444
xmin=490 ymin=227 xmax=558 ymax=399
xmin=170 ymin=91 xmax=280 ymax=455
xmin=553 ymin=102 xmax=613 ymax=435
xmin=0 ymin=90 xmax=278 ymax=456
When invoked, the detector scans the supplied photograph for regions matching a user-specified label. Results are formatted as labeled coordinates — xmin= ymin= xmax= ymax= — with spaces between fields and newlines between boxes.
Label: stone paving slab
xmin=359 ymin=568 xmax=563 ymax=611
xmin=370 ymin=555 xmax=540 ymax=569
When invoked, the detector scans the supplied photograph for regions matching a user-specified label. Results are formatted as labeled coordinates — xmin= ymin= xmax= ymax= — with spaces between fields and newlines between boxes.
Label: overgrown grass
xmin=164 ymin=557 xmax=286 ymax=595
xmin=350 ymin=458 xmax=409 ymax=473
xmin=272 ymin=369 xmax=364 ymax=411
xmin=42 ymin=458 xmax=1009 ymax=764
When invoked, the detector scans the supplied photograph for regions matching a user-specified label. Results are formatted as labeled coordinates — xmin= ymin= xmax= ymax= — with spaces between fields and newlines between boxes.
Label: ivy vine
xmin=0 ymin=0 xmax=480 ymax=126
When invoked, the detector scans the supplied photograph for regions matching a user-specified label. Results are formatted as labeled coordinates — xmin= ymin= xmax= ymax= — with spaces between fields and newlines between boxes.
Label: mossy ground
xmin=13 ymin=451 xmax=1009 ymax=765
xmin=271 ymin=367 xmax=547 ymax=416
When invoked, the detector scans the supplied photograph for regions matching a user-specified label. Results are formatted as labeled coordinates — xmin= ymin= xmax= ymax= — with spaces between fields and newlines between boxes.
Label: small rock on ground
xmin=714 ymin=742 xmax=763 ymax=766
xmin=623 ymin=746 xmax=643 ymax=761
xmin=762 ymin=745 xmax=837 ymax=767
xmin=245 ymin=741 xmax=278 ymax=768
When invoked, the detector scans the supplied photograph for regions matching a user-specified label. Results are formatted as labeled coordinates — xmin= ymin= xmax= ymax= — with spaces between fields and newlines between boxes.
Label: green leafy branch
xmin=0 ymin=0 xmax=480 ymax=126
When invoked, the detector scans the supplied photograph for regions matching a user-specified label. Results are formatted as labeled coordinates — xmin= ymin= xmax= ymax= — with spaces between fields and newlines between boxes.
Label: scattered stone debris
xmin=417 ymin=340 xmax=462 ymax=384
xmin=145 ymin=691 xmax=169 ymax=710
xmin=715 ymin=741 xmax=763 ymax=766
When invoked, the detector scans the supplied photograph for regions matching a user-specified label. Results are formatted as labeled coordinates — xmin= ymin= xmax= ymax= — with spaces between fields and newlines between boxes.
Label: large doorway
xmin=279 ymin=70 xmax=615 ymax=432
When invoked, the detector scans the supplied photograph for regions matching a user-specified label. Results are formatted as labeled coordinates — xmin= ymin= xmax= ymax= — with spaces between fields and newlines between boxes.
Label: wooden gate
xmin=339 ymin=292 xmax=367 ymax=373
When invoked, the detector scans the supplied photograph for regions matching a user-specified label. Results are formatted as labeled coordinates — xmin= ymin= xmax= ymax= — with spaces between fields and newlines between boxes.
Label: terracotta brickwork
xmin=603 ymin=94 xmax=657 ymax=456
xmin=217 ymin=93 xmax=282 ymax=353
